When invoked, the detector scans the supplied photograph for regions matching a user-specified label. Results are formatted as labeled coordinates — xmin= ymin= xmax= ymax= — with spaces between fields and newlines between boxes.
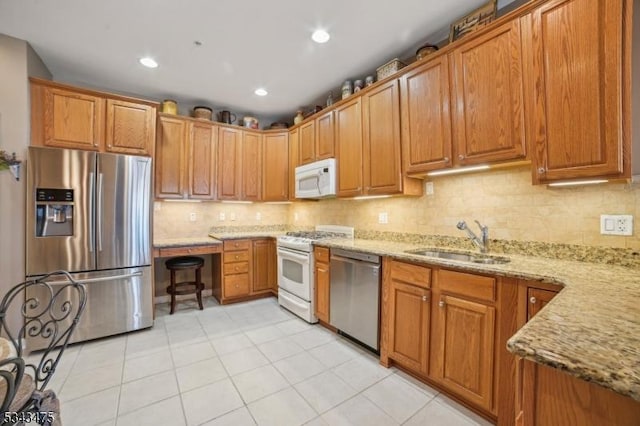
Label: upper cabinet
xmin=401 ymin=55 xmax=453 ymax=174
xmin=335 ymin=98 xmax=364 ymax=197
xmin=524 ymin=0 xmax=630 ymax=183
xmin=288 ymin=128 xmax=299 ymax=201
xmin=298 ymin=121 xmax=316 ymax=165
xmin=217 ymin=127 xmax=243 ymax=200
xmin=30 ymin=78 xmax=156 ymax=156
xmin=298 ymin=111 xmax=335 ymax=166
xmin=450 ymin=19 xmax=527 ymax=165
xmin=155 ymin=114 xmax=217 ymax=200
xmin=242 ymin=131 xmax=263 ymax=201
xmin=263 ymin=132 xmax=289 ymax=201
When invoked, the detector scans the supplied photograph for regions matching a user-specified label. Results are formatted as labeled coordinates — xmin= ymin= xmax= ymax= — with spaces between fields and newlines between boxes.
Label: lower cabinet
xmin=314 ymin=247 xmax=330 ymax=323
xmin=214 ymin=238 xmax=277 ymax=304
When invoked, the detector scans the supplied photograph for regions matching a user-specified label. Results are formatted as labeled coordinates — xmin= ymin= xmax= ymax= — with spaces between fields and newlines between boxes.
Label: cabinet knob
xmin=530 ymin=296 xmax=537 ymax=304
xmin=443 ymin=157 xmax=449 ymax=163
xmin=188 ymin=249 xmax=192 ymax=253
xmin=108 ymin=144 xmax=112 ymax=148
xmin=422 ymin=295 xmax=428 ymax=302
xmin=438 ymin=300 xmax=445 ymax=308
xmin=458 ymin=154 xmax=464 ymax=160
xmin=235 ymin=284 xmax=239 ymax=288
xmin=537 ymin=167 xmax=545 ymax=174
xmin=234 ymin=266 xmax=239 ymax=271
xmin=235 ymin=255 xmax=239 ymax=260
xmin=93 ymin=142 xmax=98 ymax=147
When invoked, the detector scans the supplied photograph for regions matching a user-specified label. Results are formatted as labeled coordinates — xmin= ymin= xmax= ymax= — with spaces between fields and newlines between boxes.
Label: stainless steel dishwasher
xmin=329 ymin=248 xmax=381 ymax=351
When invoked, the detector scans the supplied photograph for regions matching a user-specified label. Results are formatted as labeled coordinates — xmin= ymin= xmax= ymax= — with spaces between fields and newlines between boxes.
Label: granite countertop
xmin=154 ymin=237 xmax=222 ymax=248
xmin=315 ymin=237 xmax=640 ymax=401
xmin=208 ymin=231 xmax=285 ymax=240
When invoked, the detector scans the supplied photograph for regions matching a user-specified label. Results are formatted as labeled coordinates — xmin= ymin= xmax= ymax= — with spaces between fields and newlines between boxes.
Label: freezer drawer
xmin=26 ymin=267 xmax=153 ymax=351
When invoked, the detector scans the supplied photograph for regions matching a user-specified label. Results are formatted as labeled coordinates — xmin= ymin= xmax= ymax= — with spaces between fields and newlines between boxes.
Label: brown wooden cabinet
xmin=217 ymin=127 xmax=243 ymax=200
xmin=288 ymin=128 xmax=299 ymax=201
xmin=155 ymin=114 xmax=217 ymax=200
xmin=400 ymin=56 xmax=453 ymax=174
xmin=525 ymin=0 xmax=630 ymax=183
xmin=315 ymin=111 xmax=335 ymax=160
xmin=252 ymin=239 xmax=276 ymax=294
xmin=30 ymin=78 xmax=156 ymax=156
xmin=314 ymin=246 xmax=330 ymax=323
xmin=262 ymin=132 xmax=289 ymax=201
xmin=105 ymin=98 xmax=156 ymax=156
xmin=335 ymin=98 xmax=363 ymax=197
xmin=242 ymin=131 xmax=262 ymax=201
xmin=221 ymin=239 xmax=252 ymax=300
xmin=450 ymin=19 xmax=527 ymax=165
xmin=431 ymin=269 xmax=496 ymax=413
xmin=298 ymin=121 xmax=316 ymax=165
xmin=383 ymin=259 xmax=431 ymax=375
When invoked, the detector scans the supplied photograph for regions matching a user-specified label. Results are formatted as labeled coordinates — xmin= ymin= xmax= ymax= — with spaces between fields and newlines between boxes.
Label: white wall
xmin=0 ymin=34 xmax=50 ymax=332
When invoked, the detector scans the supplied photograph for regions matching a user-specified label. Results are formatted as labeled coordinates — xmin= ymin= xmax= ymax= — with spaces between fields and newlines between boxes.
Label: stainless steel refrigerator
xmin=26 ymin=146 xmax=153 ymax=349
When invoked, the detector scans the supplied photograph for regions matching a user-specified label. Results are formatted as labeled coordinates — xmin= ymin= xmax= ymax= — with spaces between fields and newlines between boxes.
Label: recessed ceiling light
xmin=254 ymin=88 xmax=268 ymax=96
xmin=139 ymin=57 xmax=158 ymax=68
xmin=311 ymin=29 xmax=330 ymax=44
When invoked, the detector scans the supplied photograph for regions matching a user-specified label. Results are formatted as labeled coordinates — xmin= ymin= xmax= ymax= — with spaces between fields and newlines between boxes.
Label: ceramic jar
xmin=341 ymin=80 xmax=352 ymax=100
xmin=294 ymin=111 xmax=304 ymax=125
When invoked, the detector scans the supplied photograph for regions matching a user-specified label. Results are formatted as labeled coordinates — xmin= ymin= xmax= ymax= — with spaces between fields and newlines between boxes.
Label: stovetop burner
xmin=277 ymin=225 xmax=354 ymax=252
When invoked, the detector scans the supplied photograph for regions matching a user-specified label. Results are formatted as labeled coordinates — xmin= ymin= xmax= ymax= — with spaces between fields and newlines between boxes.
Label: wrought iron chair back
xmin=0 ymin=270 xmax=86 ymax=413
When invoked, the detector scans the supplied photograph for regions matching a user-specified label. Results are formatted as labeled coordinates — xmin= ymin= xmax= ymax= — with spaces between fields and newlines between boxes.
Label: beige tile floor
xmin=46 ymin=297 xmax=493 ymax=426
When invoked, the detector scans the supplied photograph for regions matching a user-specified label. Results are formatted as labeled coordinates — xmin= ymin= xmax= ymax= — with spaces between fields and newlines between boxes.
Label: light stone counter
xmin=314 ymin=237 xmax=640 ymax=401
xmin=154 ymin=237 xmax=222 ymax=248
xmin=208 ymin=231 xmax=285 ymax=240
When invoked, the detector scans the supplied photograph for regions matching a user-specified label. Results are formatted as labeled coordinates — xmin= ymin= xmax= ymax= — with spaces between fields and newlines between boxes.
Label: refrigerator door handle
xmin=97 ymin=172 xmax=104 ymax=252
xmin=88 ymin=172 xmax=95 ymax=253
xmin=42 ymin=271 xmax=143 ymax=285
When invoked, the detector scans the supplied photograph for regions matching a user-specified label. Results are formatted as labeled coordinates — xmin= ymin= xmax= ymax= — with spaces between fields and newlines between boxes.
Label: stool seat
xmin=165 ymin=256 xmax=204 ymax=269
xmin=165 ymin=256 xmax=205 ymax=314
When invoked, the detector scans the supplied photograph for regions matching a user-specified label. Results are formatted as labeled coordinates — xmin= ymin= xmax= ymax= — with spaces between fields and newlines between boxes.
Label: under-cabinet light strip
xmin=547 ymin=179 xmax=609 ymax=187
xmin=427 ymin=165 xmax=490 ymax=176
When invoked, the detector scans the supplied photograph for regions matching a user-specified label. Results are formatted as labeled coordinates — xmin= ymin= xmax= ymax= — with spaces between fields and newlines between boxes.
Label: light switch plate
xmin=256 ymin=212 xmax=262 ymax=221
xmin=378 ymin=212 xmax=388 ymax=224
xmin=189 ymin=212 xmax=197 ymax=222
xmin=219 ymin=212 xmax=225 ymax=221
xmin=600 ymin=214 xmax=633 ymax=236
xmin=425 ymin=182 xmax=434 ymax=196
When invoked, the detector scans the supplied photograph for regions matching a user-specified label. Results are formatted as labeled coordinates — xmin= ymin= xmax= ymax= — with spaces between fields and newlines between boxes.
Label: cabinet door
xmin=217 ymin=127 xmax=242 ymax=200
xmin=526 ymin=287 xmax=557 ymax=320
xmin=315 ymin=261 xmax=330 ymax=323
xmin=252 ymin=239 xmax=272 ymax=294
xmin=299 ymin=121 xmax=316 ymax=165
xmin=400 ymin=56 xmax=453 ymax=173
xmin=242 ymin=131 xmax=262 ymax=201
xmin=155 ymin=116 xmax=187 ymax=199
xmin=263 ymin=132 xmax=289 ymax=201
xmin=268 ymin=239 xmax=277 ymax=292
xmin=43 ymin=87 xmax=105 ymax=150
xmin=451 ymin=19 xmax=527 ymax=165
xmin=315 ymin=111 xmax=335 ymax=160
xmin=335 ymin=98 xmax=363 ymax=197
xmin=362 ymin=80 xmax=403 ymax=195
xmin=526 ymin=0 xmax=627 ymax=182
xmin=105 ymin=99 xmax=155 ymax=156
xmin=288 ymin=128 xmax=299 ymax=200
xmin=188 ymin=121 xmax=217 ymax=199
xmin=432 ymin=294 xmax=496 ymax=411
xmin=388 ymin=280 xmax=430 ymax=374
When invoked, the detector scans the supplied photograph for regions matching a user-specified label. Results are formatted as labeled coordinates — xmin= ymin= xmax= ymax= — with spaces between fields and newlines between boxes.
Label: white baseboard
xmin=154 ymin=289 xmax=213 ymax=305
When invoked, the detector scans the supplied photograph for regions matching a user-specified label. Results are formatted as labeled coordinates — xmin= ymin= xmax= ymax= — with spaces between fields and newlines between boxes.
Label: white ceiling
xmin=0 ymin=0 xmax=516 ymax=124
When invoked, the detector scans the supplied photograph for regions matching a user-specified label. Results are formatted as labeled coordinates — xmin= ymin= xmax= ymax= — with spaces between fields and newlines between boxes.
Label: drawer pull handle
xmin=438 ymin=300 xmax=445 ymax=308
xmin=530 ymin=296 xmax=537 ymax=304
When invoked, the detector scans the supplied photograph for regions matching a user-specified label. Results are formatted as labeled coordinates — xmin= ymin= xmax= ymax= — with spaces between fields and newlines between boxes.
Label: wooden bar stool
xmin=165 ymin=256 xmax=205 ymax=314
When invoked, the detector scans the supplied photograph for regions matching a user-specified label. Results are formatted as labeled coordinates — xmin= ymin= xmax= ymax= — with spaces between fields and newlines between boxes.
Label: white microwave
xmin=295 ymin=158 xmax=337 ymax=199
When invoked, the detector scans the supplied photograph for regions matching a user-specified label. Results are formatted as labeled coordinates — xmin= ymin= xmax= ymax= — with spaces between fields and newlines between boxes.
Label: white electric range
xmin=276 ymin=225 xmax=354 ymax=323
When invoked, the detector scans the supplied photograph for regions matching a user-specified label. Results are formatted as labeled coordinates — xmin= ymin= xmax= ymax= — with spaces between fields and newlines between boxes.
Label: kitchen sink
xmin=405 ymin=249 xmax=510 ymax=264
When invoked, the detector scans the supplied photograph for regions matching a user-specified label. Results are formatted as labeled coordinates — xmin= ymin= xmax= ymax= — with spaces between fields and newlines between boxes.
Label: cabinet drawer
xmin=437 ymin=269 xmax=496 ymax=302
xmin=389 ymin=260 xmax=431 ymax=289
xmin=314 ymin=246 xmax=330 ymax=263
xmin=223 ymin=239 xmax=251 ymax=251
xmin=223 ymin=274 xmax=250 ymax=298
xmin=158 ymin=245 xmax=221 ymax=257
xmin=223 ymin=250 xmax=250 ymax=263
xmin=224 ymin=261 xmax=249 ymax=275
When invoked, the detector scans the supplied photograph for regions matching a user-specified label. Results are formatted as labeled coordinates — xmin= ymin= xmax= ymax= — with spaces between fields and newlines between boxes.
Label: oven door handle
xmin=277 ymin=247 xmax=311 ymax=262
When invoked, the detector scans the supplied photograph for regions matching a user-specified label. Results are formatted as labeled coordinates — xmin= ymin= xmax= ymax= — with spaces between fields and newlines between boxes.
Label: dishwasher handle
xmin=330 ymin=248 xmax=380 ymax=264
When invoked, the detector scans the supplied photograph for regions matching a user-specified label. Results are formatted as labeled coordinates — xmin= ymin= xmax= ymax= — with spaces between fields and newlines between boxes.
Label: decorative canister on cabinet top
xmin=294 ymin=110 xmax=304 ymax=125
xmin=416 ymin=43 xmax=439 ymax=60
xmin=193 ymin=106 xmax=213 ymax=120
xmin=341 ymin=80 xmax=352 ymax=100
xmin=353 ymin=79 xmax=364 ymax=93
xmin=161 ymin=99 xmax=177 ymax=114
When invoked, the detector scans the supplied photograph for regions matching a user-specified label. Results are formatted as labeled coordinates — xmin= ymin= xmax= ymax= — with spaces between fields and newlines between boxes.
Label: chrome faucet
xmin=457 ymin=220 xmax=489 ymax=253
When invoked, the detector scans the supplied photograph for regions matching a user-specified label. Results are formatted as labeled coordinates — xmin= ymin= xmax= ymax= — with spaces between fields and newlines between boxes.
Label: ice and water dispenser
xmin=35 ymin=188 xmax=74 ymax=237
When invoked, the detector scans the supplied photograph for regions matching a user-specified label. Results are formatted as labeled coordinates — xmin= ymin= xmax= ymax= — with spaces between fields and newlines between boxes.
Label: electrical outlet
xmin=219 ymin=212 xmax=225 ymax=221
xmin=153 ymin=202 xmax=162 ymax=211
xmin=230 ymin=213 xmax=236 ymax=221
xmin=425 ymin=182 xmax=434 ymax=196
xmin=256 ymin=212 xmax=262 ymax=221
xmin=378 ymin=212 xmax=388 ymax=224
xmin=600 ymin=214 xmax=633 ymax=236
xmin=294 ymin=212 xmax=299 ymax=221
xmin=189 ymin=212 xmax=197 ymax=222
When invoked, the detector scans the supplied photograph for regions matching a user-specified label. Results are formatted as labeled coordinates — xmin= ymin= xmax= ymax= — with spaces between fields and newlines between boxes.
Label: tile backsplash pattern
xmin=291 ymin=166 xmax=640 ymax=249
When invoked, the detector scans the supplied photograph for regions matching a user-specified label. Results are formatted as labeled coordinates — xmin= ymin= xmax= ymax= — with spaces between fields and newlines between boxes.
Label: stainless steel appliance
xmin=26 ymin=146 xmax=153 ymax=349
xmin=276 ymin=225 xmax=353 ymax=323
xmin=329 ymin=248 xmax=381 ymax=351
xmin=294 ymin=158 xmax=337 ymax=199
